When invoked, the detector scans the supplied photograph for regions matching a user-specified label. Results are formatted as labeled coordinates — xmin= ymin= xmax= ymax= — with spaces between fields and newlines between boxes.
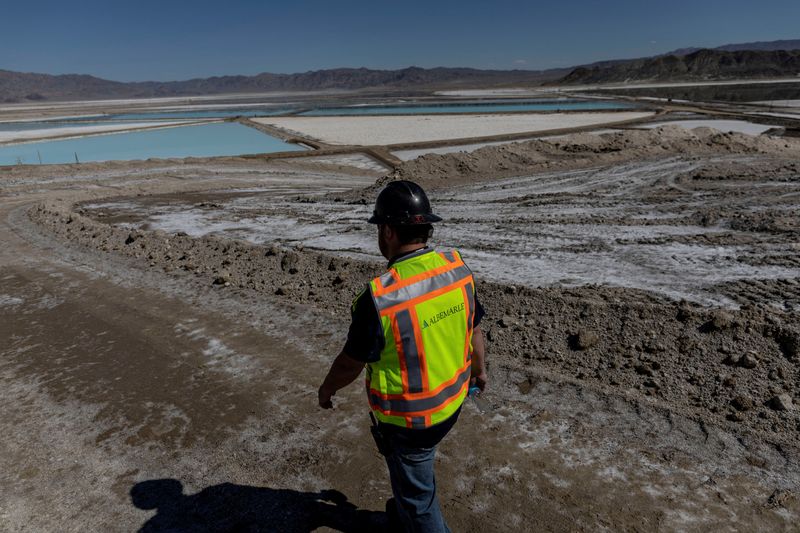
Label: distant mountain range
xmin=2 ymin=39 xmax=799 ymax=102
xmin=665 ymin=39 xmax=800 ymax=57
xmin=0 ymin=67 xmax=566 ymax=103
xmin=558 ymin=49 xmax=800 ymax=85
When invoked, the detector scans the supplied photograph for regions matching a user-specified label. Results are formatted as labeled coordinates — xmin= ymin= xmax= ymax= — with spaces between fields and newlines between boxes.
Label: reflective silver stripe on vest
xmin=441 ymin=250 xmax=456 ymax=263
xmin=373 ymin=264 xmax=473 ymax=312
xmin=411 ymin=417 xmax=427 ymax=429
xmin=396 ymin=309 xmax=424 ymax=393
xmin=379 ymin=271 xmax=396 ymax=289
xmin=369 ymin=366 xmax=471 ymax=414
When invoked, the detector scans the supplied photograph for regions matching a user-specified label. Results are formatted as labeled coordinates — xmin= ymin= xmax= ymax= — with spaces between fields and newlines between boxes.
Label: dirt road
xmin=1 ymin=150 xmax=799 ymax=531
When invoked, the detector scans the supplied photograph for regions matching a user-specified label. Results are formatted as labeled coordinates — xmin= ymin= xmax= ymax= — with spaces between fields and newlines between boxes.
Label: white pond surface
xmin=254 ymin=112 xmax=654 ymax=146
xmin=755 ymin=112 xmax=800 ymax=120
xmin=752 ymin=100 xmax=800 ymax=108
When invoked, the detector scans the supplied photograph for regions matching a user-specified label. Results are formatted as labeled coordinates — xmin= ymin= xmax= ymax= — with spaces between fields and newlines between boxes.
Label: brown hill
xmin=0 ymin=67 xmax=567 ymax=103
xmin=559 ymin=49 xmax=800 ymax=85
xmin=667 ymin=39 xmax=800 ymax=56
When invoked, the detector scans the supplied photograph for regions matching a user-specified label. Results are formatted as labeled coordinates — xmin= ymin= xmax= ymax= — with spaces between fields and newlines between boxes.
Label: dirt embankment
xmin=375 ymin=125 xmax=800 ymax=192
xmin=29 ymin=202 xmax=800 ymax=447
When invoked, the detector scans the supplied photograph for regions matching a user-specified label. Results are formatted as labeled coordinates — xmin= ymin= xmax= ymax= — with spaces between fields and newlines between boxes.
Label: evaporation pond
xmin=0 ymin=120 xmax=141 ymax=132
xmin=0 ymin=122 xmax=305 ymax=165
xmin=301 ymin=100 xmax=636 ymax=115
xmin=103 ymin=108 xmax=294 ymax=120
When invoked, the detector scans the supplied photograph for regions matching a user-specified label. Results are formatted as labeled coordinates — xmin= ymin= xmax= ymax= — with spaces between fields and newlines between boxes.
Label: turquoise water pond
xmin=0 ymin=121 xmax=117 ymax=132
xmin=101 ymin=108 xmax=294 ymax=120
xmin=301 ymin=100 xmax=635 ymax=116
xmin=0 ymin=100 xmax=634 ymax=131
xmin=0 ymin=122 xmax=304 ymax=166
xmin=0 ymin=120 xmax=194 ymax=132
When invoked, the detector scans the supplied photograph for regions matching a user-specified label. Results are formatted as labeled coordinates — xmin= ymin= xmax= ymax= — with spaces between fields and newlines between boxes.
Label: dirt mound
xmin=29 ymin=202 xmax=800 ymax=446
xmin=684 ymin=160 xmax=800 ymax=182
xmin=376 ymin=126 xmax=800 ymax=192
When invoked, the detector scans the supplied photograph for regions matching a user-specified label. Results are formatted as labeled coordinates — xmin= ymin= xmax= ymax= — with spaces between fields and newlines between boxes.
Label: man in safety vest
xmin=318 ymin=180 xmax=487 ymax=532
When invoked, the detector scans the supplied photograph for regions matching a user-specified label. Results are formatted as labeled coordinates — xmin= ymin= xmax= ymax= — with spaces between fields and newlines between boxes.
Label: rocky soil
xmin=373 ymin=125 xmax=800 ymax=193
xmin=7 ymin=109 xmax=800 ymax=530
xmin=30 ymin=197 xmax=800 ymax=446
xmin=25 ymin=127 xmax=800 ymax=448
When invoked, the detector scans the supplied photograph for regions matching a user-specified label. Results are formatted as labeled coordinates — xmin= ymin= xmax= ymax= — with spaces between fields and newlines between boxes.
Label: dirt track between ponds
xmin=2 ymin=128 xmax=800 ymax=531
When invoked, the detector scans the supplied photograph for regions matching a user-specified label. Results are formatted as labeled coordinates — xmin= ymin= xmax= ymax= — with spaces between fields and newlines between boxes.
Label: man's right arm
xmin=470 ymin=325 xmax=487 ymax=392
xmin=318 ymin=349 xmax=366 ymax=409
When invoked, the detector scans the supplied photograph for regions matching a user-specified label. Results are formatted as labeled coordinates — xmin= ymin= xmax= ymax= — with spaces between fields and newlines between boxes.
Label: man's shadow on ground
xmin=130 ymin=478 xmax=387 ymax=532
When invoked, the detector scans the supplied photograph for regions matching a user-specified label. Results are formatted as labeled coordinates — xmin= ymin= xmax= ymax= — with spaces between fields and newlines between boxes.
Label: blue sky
xmin=2 ymin=0 xmax=798 ymax=81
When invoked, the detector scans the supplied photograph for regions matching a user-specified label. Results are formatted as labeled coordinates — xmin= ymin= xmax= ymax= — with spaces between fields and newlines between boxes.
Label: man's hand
xmin=470 ymin=371 xmax=488 ymax=394
xmin=318 ymin=350 xmax=365 ymax=410
xmin=318 ymin=384 xmax=335 ymax=409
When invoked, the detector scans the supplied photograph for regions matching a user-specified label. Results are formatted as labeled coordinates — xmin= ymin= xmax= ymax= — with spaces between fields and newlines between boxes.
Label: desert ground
xmin=1 ymin=91 xmax=799 ymax=531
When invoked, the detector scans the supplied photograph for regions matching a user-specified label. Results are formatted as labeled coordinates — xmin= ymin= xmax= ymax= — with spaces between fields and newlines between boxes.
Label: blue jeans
xmin=385 ymin=443 xmax=451 ymax=533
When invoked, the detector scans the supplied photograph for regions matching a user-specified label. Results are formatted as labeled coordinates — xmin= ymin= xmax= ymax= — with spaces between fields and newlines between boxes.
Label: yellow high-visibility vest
xmin=366 ymin=248 xmax=476 ymax=429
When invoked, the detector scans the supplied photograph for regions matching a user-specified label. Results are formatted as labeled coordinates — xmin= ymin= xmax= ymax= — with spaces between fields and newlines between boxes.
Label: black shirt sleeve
xmin=473 ymin=289 xmax=485 ymax=327
xmin=343 ymin=286 xmax=385 ymax=363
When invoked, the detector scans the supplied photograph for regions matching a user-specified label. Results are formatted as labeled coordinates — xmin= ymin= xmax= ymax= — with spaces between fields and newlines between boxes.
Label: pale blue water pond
xmin=0 ymin=108 xmax=293 ymax=126
xmin=0 ymin=119 xmax=195 ymax=133
xmin=0 ymin=121 xmax=118 ymax=132
xmin=0 ymin=100 xmax=634 ymax=132
xmin=301 ymin=100 xmax=636 ymax=115
xmin=0 ymin=122 xmax=304 ymax=166
xmin=102 ymin=108 xmax=294 ymax=120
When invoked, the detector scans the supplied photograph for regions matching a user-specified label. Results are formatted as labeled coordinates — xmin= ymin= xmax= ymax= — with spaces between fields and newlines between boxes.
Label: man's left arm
xmin=318 ymin=350 xmax=366 ymax=409
xmin=470 ymin=325 xmax=487 ymax=392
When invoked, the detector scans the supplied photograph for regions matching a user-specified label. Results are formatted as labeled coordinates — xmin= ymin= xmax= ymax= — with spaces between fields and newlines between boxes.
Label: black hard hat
xmin=368 ymin=180 xmax=442 ymax=225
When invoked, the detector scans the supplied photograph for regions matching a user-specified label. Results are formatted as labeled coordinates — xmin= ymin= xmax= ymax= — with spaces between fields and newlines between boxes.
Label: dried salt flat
xmin=393 ymin=140 xmax=525 ymax=161
xmin=0 ymin=120 xmax=201 ymax=144
xmin=89 ymin=157 xmax=799 ymax=307
xmin=432 ymin=158 xmax=800 ymax=306
xmin=754 ymin=112 xmax=800 ymax=120
xmin=637 ymin=119 xmax=774 ymax=136
xmin=752 ymin=100 xmax=800 ymax=108
xmin=0 ymin=295 xmax=24 ymax=307
xmin=291 ymin=153 xmax=389 ymax=172
xmin=636 ymin=97 xmax=693 ymax=104
xmin=253 ymin=112 xmax=654 ymax=146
